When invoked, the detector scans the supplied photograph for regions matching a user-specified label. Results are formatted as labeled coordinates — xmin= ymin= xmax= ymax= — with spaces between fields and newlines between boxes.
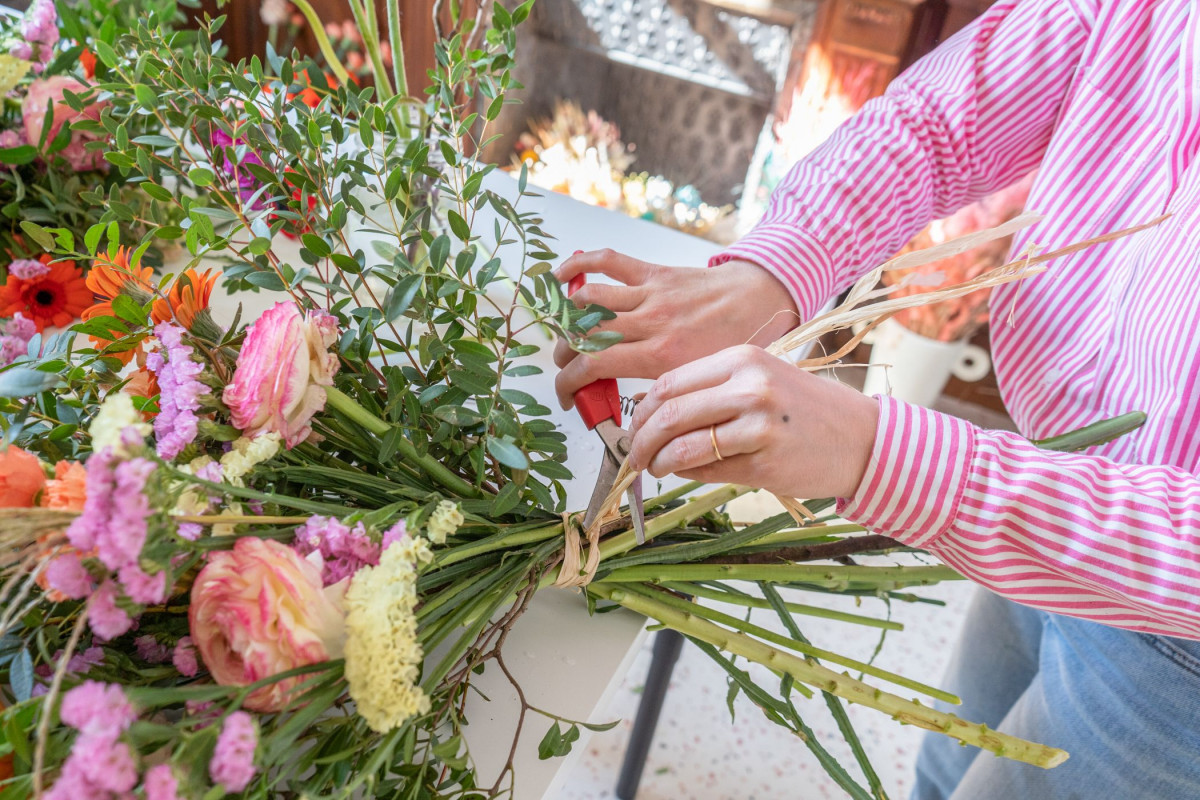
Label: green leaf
xmin=188 ymin=166 xmax=215 ymax=187
xmin=581 ymin=718 xmax=620 ymax=732
xmin=93 ymin=40 xmax=118 ymax=69
xmin=489 ymin=480 xmax=521 ymax=516
xmin=433 ymin=405 xmax=484 ymax=427
xmin=9 ymin=648 xmax=32 ymax=702
xmin=0 ymin=146 xmax=36 ymax=165
xmin=429 ymin=235 xmax=450 ymax=271
xmin=111 ymin=294 xmax=148 ymax=326
xmin=248 ymin=237 xmax=272 ymax=255
xmin=301 ymin=233 xmax=332 ymax=258
xmin=0 ymin=368 xmax=59 ymax=398
xmin=447 ymin=210 xmax=470 ymax=241
xmin=18 ymin=221 xmax=53 ymax=251
xmin=385 ymin=275 xmax=423 ymax=322
xmin=486 ymin=436 xmax=529 ymax=470
xmin=133 ymin=84 xmax=157 ymax=110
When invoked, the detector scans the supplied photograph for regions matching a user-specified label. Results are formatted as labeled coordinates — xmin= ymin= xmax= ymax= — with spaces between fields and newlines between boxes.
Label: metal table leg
xmin=615 ymin=628 xmax=686 ymax=799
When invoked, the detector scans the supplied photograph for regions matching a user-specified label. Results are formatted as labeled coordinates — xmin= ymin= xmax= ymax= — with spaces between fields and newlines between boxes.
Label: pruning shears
xmin=568 ymin=272 xmax=647 ymax=544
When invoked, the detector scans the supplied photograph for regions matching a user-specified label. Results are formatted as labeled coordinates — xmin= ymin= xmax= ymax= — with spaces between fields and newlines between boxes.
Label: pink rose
xmin=222 ymin=303 xmax=339 ymax=448
xmin=22 ymin=76 xmax=108 ymax=172
xmin=188 ymin=537 xmax=345 ymax=712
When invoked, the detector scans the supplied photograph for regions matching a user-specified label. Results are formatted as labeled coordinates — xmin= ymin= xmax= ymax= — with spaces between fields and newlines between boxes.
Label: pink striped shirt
xmin=718 ymin=0 xmax=1200 ymax=639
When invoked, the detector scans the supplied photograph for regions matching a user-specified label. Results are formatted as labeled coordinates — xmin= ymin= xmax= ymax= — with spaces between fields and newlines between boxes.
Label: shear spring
xmin=620 ymin=395 xmax=639 ymax=418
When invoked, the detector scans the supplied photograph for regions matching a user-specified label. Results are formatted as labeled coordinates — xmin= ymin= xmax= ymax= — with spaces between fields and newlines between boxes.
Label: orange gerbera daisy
xmin=0 ymin=256 xmax=90 ymax=331
xmin=152 ymin=268 xmax=219 ymax=329
xmin=82 ymin=246 xmax=154 ymax=363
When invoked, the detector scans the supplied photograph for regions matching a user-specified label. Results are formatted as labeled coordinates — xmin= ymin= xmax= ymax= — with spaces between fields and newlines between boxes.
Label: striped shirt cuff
xmin=838 ymin=396 xmax=976 ymax=549
xmin=710 ymin=223 xmax=837 ymax=323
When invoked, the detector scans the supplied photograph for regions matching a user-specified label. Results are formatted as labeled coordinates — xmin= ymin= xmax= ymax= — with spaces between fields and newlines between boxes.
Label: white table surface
xmin=208 ymin=171 xmax=724 ymax=797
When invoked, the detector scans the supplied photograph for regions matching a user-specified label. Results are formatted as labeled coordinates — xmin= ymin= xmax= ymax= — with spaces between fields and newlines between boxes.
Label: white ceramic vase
xmin=860 ymin=317 xmax=990 ymax=408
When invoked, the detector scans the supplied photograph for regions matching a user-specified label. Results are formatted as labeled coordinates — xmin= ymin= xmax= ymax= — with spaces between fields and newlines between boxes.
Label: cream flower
xmin=89 ymin=393 xmax=151 ymax=456
xmin=219 ymin=433 xmax=282 ymax=485
xmin=343 ymin=536 xmax=433 ymax=733
xmin=425 ymin=500 xmax=463 ymax=545
xmin=174 ymin=455 xmax=217 ymax=517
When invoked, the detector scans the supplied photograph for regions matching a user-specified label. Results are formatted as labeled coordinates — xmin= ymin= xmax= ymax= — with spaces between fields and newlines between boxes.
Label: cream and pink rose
xmin=22 ymin=76 xmax=108 ymax=172
xmin=189 ymin=537 xmax=346 ymax=712
xmin=222 ymin=302 xmax=339 ymax=448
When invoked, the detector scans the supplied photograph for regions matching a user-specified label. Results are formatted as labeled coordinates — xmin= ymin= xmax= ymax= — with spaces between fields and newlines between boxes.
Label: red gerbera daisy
xmin=0 ymin=256 xmax=90 ymax=331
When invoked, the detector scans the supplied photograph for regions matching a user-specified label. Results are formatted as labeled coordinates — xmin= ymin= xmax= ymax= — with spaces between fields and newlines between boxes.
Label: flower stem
xmin=289 ymin=0 xmax=353 ymax=85
xmin=324 ymin=386 xmax=483 ymax=499
xmin=588 ymin=584 xmax=1069 ymax=769
xmin=597 ymin=563 xmax=963 ymax=588
xmin=662 ymin=582 xmax=903 ymax=631
xmin=620 ymin=584 xmax=958 ymax=704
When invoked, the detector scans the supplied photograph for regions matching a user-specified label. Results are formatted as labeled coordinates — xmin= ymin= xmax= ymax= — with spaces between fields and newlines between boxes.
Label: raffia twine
xmin=559 ymin=213 xmax=1169 ymax=571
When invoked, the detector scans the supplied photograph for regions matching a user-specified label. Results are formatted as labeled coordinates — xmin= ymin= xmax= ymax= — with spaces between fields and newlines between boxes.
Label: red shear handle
xmin=568 ymin=271 xmax=621 ymax=429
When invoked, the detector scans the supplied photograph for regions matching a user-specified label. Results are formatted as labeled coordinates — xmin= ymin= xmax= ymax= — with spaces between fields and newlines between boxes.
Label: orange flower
xmin=36 ymin=461 xmax=90 ymax=603
xmin=80 ymin=48 xmax=97 ymax=80
xmin=0 ymin=256 xmax=90 ymax=332
xmin=0 ymin=446 xmax=46 ymax=507
xmin=82 ymin=247 xmax=155 ymax=363
xmin=152 ymin=268 xmax=218 ymax=329
xmin=124 ymin=364 xmax=160 ymax=418
xmin=43 ymin=460 xmax=87 ymax=511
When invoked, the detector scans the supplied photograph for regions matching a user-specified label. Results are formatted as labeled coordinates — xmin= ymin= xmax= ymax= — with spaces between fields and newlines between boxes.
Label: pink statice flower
xmin=135 ymin=634 xmax=171 ymax=664
xmin=87 ymin=580 xmax=133 ymax=641
xmin=17 ymin=0 xmax=58 ymax=69
xmin=143 ymin=764 xmax=184 ymax=800
xmin=44 ymin=550 xmax=93 ymax=599
xmin=210 ymin=711 xmax=259 ymax=792
xmin=119 ymin=562 xmax=167 ymax=605
xmin=60 ymin=680 xmax=137 ymax=737
xmin=381 ymin=520 xmax=407 ymax=550
xmin=66 ymin=447 xmax=117 ymax=552
xmin=146 ymin=322 xmax=209 ymax=461
xmin=173 ymin=635 xmax=199 ymax=677
xmin=0 ymin=312 xmax=37 ymax=366
xmin=9 ymin=259 xmax=49 ymax=280
xmin=293 ymin=515 xmax=382 ymax=585
xmin=0 ymin=129 xmax=27 ymax=150
xmin=67 ymin=646 xmax=105 ymax=673
xmin=72 ymin=732 xmax=138 ymax=793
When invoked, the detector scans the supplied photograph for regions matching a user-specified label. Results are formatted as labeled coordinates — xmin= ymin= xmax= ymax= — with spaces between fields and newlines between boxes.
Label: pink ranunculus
xmin=22 ymin=76 xmax=108 ymax=172
xmin=222 ymin=303 xmax=339 ymax=449
xmin=188 ymin=537 xmax=346 ymax=712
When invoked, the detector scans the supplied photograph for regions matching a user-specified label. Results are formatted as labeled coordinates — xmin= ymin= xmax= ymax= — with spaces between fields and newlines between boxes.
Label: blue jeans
xmin=911 ymin=588 xmax=1200 ymax=800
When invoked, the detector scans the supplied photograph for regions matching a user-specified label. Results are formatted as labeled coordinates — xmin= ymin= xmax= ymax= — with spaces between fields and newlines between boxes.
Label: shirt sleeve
xmin=840 ymin=397 xmax=1200 ymax=641
xmin=715 ymin=0 xmax=1094 ymax=321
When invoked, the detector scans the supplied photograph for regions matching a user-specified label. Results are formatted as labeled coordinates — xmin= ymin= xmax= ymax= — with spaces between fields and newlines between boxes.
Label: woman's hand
xmin=627 ymin=345 xmax=880 ymax=500
xmin=552 ymin=251 xmax=799 ymax=410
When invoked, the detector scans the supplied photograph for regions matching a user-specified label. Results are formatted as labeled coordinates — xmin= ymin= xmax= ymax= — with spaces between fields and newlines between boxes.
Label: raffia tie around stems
xmin=581 ymin=214 xmax=1169 ymax=533
xmin=554 ymin=511 xmax=604 ymax=588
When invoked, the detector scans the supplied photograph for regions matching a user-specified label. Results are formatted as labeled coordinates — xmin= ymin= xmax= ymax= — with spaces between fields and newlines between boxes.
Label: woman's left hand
xmin=627 ymin=345 xmax=880 ymax=499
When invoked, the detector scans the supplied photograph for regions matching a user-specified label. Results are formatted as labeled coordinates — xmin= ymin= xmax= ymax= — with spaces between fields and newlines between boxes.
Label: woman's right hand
xmin=552 ymin=251 xmax=799 ymax=410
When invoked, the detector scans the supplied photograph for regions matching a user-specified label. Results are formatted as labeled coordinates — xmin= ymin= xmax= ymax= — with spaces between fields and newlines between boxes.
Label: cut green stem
xmin=589 ymin=584 xmax=1069 ymax=769
xmin=662 ymin=582 xmax=902 ymax=631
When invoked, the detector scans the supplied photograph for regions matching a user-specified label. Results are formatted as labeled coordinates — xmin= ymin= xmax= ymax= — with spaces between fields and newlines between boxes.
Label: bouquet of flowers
xmin=0 ymin=0 xmax=195 ymax=371
xmin=0 ymin=5 xmax=1146 ymax=799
